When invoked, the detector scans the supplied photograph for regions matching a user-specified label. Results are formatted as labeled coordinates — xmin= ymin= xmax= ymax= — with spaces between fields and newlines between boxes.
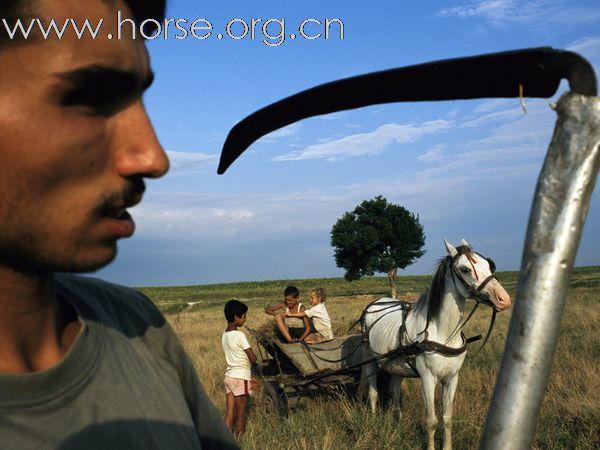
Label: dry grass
xmin=165 ymin=275 xmax=599 ymax=449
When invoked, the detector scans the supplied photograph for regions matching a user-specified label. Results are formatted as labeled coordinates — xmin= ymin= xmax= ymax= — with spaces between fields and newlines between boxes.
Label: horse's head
xmin=444 ymin=239 xmax=511 ymax=312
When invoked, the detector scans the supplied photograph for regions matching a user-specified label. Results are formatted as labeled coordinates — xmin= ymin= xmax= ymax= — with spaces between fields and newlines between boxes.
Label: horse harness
xmin=361 ymin=249 xmax=499 ymax=370
xmin=361 ymin=301 xmax=470 ymax=365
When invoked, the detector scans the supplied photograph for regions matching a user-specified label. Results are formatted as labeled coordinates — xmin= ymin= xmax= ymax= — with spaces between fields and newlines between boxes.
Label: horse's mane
xmin=416 ymin=245 xmax=473 ymax=322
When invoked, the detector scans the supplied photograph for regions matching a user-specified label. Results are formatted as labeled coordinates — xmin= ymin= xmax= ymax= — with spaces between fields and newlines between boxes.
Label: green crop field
xmin=139 ymin=266 xmax=599 ymax=449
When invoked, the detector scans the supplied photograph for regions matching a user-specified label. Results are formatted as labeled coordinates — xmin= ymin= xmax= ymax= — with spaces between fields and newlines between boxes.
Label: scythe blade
xmin=217 ymin=47 xmax=596 ymax=174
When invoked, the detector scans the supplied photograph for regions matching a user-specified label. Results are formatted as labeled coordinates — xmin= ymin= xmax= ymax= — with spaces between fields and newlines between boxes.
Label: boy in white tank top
xmin=264 ymin=286 xmax=310 ymax=342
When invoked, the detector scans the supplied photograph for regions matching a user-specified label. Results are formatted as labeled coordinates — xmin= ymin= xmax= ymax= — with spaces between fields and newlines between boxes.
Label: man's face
xmin=0 ymin=0 xmax=169 ymax=274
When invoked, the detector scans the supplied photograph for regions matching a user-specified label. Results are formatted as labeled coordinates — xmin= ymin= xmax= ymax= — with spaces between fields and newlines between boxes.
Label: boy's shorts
xmin=224 ymin=376 xmax=253 ymax=396
xmin=288 ymin=327 xmax=305 ymax=339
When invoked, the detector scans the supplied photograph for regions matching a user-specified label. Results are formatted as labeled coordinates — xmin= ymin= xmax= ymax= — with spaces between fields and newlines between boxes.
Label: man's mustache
xmin=94 ymin=178 xmax=146 ymax=216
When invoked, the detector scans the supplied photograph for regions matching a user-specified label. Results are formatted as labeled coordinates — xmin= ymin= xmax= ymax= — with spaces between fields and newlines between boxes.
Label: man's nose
xmin=113 ymin=101 xmax=169 ymax=178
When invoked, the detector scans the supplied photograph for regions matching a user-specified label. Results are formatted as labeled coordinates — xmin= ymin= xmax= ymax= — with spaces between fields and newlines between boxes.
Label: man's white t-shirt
xmin=222 ymin=330 xmax=251 ymax=380
xmin=305 ymin=303 xmax=333 ymax=340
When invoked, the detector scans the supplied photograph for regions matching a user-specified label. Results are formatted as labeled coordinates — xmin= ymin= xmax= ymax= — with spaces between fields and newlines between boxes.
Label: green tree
xmin=330 ymin=196 xmax=425 ymax=298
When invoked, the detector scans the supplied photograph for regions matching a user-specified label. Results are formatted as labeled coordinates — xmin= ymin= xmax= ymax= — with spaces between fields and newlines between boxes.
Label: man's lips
xmin=92 ymin=180 xmax=146 ymax=238
xmin=103 ymin=201 xmax=139 ymax=219
xmin=100 ymin=209 xmax=136 ymax=237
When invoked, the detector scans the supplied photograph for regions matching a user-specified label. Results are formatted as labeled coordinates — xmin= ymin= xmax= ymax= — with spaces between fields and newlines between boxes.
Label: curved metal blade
xmin=218 ymin=47 xmax=596 ymax=174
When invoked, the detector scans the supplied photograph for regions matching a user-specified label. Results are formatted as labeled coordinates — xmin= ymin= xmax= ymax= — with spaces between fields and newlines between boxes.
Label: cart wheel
xmin=262 ymin=381 xmax=288 ymax=418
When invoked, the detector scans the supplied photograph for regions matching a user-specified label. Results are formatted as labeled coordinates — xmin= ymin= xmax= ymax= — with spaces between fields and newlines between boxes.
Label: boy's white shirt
xmin=305 ymin=303 xmax=334 ymax=339
xmin=222 ymin=329 xmax=251 ymax=380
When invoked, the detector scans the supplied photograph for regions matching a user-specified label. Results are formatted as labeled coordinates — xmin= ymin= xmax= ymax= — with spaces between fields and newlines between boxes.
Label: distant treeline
xmin=138 ymin=266 xmax=599 ymax=314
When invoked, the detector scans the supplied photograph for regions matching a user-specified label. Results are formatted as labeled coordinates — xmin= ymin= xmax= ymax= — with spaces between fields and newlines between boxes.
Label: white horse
xmin=361 ymin=239 xmax=511 ymax=450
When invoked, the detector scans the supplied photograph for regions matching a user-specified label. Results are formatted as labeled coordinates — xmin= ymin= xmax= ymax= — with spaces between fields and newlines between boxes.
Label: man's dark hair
xmin=224 ymin=300 xmax=248 ymax=323
xmin=120 ymin=0 xmax=167 ymax=25
xmin=0 ymin=1 xmax=30 ymax=44
xmin=0 ymin=0 xmax=167 ymax=45
xmin=284 ymin=285 xmax=299 ymax=298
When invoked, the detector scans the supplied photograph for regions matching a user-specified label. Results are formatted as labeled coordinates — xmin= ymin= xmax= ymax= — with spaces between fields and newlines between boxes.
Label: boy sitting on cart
xmin=264 ymin=286 xmax=310 ymax=343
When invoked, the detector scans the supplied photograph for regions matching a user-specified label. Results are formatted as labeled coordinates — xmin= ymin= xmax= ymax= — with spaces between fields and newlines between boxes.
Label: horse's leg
xmin=441 ymin=373 xmax=460 ymax=450
xmin=361 ymin=358 xmax=379 ymax=413
xmin=421 ymin=373 xmax=438 ymax=450
xmin=389 ymin=375 xmax=404 ymax=420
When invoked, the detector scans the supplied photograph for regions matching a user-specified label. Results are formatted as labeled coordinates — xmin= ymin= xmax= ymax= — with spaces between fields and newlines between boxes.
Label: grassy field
xmin=139 ymin=266 xmax=599 ymax=449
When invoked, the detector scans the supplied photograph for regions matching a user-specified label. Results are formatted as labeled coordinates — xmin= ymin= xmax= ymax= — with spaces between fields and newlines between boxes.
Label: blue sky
xmin=97 ymin=0 xmax=600 ymax=287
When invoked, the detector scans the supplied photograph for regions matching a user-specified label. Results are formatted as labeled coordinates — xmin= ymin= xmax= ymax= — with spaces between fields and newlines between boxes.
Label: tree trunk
xmin=388 ymin=268 xmax=397 ymax=298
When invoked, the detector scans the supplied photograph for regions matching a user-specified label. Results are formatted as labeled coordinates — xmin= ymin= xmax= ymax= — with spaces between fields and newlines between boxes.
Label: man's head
xmin=0 ymin=0 xmax=169 ymax=275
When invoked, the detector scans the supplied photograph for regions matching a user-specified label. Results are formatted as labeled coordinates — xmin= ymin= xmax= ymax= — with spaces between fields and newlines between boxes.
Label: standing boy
xmin=222 ymin=300 xmax=258 ymax=438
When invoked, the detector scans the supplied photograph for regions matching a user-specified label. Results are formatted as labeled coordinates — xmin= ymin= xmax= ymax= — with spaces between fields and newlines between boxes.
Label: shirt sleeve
xmin=305 ymin=304 xmax=326 ymax=319
xmin=236 ymin=331 xmax=251 ymax=350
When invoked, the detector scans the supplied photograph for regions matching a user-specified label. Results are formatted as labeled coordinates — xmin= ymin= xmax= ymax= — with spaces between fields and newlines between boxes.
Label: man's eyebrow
xmin=55 ymin=66 xmax=155 ymax=113
xmin=56 ymin=65 xmax=155 ymax=94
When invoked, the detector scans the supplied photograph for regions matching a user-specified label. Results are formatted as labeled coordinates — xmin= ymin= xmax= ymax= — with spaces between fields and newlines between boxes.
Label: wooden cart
xmin=248 ymin=328 xmax=365 ymax=417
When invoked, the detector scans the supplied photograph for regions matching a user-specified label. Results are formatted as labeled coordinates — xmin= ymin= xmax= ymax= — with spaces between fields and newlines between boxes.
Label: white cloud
xmin=567 ymin=36 xmax=600 ymax=60
xmin=166 ymin=150 xmax=218 ymax=173
xmin=418 ymin=144 xmax=446 ymax=163
xmin=272 ymin=120 xmax=451 ymax=162
xmin=567 ymin=36 xmax=600 ymax=74
xmin=319 ymin=112 xmax=346 ymax=121
xmin=437 ymin=0 xmax=600 ymax=27
xmin=473 ymin=99 xmax=518 ymax=114
xmin=133 ymin=197 xmax=257 ymax=238
xmin=438 ymin=0 xmax=519 ymax=23
xmin=461 ymin=99 xmax=556 ymax=150
xmin=460 ymin=107 xmax=524 ymax=128
xmin=258 ymin=122 xmax=301 ymax=142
